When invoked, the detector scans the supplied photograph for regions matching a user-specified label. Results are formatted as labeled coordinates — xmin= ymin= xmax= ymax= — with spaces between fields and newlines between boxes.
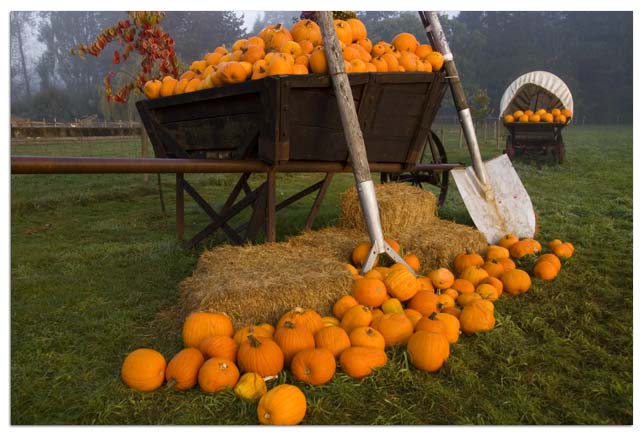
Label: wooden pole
xmin=317 ymin=12 xmax=371 ymax=185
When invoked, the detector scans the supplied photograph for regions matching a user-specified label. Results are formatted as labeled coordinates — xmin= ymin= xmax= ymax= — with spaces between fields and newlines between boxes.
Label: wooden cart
xmin=503 ymin=120 xmax=570 ymax=164
xmin=136 ymin=71 xmax=454 ymax=247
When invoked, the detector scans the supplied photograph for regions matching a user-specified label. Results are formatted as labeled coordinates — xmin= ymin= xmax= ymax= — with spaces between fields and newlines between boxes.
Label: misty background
xmin=9 ymin=11 xmax=633 ymax=124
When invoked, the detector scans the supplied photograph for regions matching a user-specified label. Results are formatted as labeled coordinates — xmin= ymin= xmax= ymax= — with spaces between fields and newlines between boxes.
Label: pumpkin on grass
xmin=435 ymin=312 xmax=460 ymax=344
xmin=407 ymin=330 xmax=449 ymax=372
xmin=237 ymin=335 xmax=284 ymax=377
xmin=165 ymin=347 xmax=205 ymax=390
xmin=349 ymin=326 xmax=386 ymax=350
xmin=199 ymin=335 xmax=238 ymax=361
xmin=257 ymin=384 xmax=307 ymax=425
xmin=121 ymin=348 xmax=166 ymax=392
xmin=352 ymin=277 xmax=388 ymax=307
xmin=273 ymin=321 xmax=316 ymax=365
xmin=339 ymin=346 xmax=388 ymax=378
xmin=198 ymin=357 xmax=240 ymax=393
xmin=385 ymin=268 xmax=419 ymax=301
xmin=459 ymin=299 xmax=496 ymax=334
xmin=182 ymin=312 xmax=234 ymax=348
xmin=500 ymin=268 xmax=532 ymax=295
xmin=314 ymin=325 xmax=351 ymax=358
xmin=371 ymin=312 xmax=414 ymax=347
xmin=290 ymin=348 xmax=336 ymax=385
xmin=340 ymin=304 xmax=373 ymax=333
xmin=277 ymin=307 xmax=324 ymax=335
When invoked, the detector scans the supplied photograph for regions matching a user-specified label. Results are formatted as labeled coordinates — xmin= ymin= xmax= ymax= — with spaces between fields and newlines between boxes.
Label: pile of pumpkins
xmin=121 ymin=234 xmax=574 ymax=424
xmin=503 ymin=108 xmax=573 ymax=124
xmin=142 ymin=17 xmax=444 ymax=99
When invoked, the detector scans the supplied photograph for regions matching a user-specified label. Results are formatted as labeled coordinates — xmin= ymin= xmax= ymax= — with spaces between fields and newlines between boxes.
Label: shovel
xmin=419 ymin=11 xmax=537 ymax=244
xmin=317 ymin=11 xmax=414 ymax=274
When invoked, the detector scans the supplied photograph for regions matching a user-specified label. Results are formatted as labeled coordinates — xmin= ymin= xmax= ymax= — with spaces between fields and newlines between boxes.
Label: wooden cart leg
xmin=176 ymin=173 xmax=184 ymax=241
xmin=265 ymin=169 xmax=277 ymax=243
xmin=304 ymin=172 xmax=335 ymax=231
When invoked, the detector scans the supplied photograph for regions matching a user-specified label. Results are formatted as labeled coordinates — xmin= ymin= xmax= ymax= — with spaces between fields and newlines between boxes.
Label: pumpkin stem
xmin=284 ymin=320 xmax=297 ymax=329
xmin=165 ymin=378 xmax=177 ymax=390
xmin=429 ymin=312 xmax=438 ymax=320
xmin=247 ymin=334 xmax=262 ymax=348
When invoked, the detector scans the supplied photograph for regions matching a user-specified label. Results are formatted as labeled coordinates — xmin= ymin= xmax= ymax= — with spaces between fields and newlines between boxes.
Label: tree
xmin=163 ymin=11 xmax=247 ymax=66
xmin=10 ymin=12 xmax=37 ymax=101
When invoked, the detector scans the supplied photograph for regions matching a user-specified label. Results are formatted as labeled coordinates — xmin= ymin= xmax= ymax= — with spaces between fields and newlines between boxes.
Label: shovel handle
xmin=419 ymin=11 xmax=489 ymax=186
xmin=317 ymin=12 xmax=371 ymax=184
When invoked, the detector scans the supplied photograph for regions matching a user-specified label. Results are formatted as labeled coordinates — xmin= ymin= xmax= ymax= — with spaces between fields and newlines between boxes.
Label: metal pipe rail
xmin=11 ymin=156 xmax=463 ymax=174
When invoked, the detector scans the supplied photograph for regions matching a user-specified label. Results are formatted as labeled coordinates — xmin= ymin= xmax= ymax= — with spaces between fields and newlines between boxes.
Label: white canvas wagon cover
xmin=499 ymin=71 xmax=574 ymax=118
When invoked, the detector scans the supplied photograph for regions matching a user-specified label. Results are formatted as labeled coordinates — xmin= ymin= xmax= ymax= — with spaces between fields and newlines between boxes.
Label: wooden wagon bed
xmin=136 ymin=72 xmax=452 ymax=247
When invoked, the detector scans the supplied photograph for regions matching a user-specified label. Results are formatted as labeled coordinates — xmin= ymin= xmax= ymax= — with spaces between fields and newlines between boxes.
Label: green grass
xmin=10 ymin=125 xmax=632 ymax=424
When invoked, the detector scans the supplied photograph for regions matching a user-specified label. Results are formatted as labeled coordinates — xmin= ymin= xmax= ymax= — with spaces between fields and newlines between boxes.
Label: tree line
xmin=10 ymin=11 xmax=632 ymax=124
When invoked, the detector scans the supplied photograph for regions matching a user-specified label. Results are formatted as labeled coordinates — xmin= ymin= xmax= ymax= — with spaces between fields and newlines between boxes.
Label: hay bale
xmin=179 ymin=183 xmax=486 ymax=327
xmin=339 ymin=182 xmax=438 ymax=234
xmin=390 ymin=221 xmax=488 ymax=273
xmin=179 ymin=240 xmax=354 ymax=329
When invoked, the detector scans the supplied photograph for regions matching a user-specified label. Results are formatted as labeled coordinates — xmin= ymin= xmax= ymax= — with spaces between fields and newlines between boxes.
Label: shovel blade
xmin=451 ymin=154 xmax=536 ymax=244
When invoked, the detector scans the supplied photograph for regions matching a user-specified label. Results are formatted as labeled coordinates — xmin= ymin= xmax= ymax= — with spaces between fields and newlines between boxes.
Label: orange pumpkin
xmin=453 ymin=253 xmax=485 ymax=274
xmin=233 ymin=323 xmax=274 ymax=344
xmin=500 ymin=268 xmax=532 ymax=295
xmin=407 ymin=330 xmax=449 ymax=372
xmin=414 ymin=312 xmax=447 ymax=336
xmin=290 ymin=348 xmax=336 ymax=386
xmin=333 ymin=19 xmax=354 ymax=45
xmin=459 ymin=266 xmax=489 ymax=287
xmin=451 ymin=278 xmax=475 ymax=294
xmin=236 ymin=335 xmax=284 ymax=377
xmin=352 ymin=277 xmax=388 ymax=307
xmin=314 ymin=325 xmax=351 ymax=358
xmin=407 ymin=290 xmax=439 ymax=316
xmin=403 ymin=254 xmax=421 ymax=273
xmin=459 ymin=300 xmax=496 ymax=335
xmin=435 ymin=312 xmax=460 ymax=344
xmin=273 ymin=321 xmax=316 ymax=365
xmin=384 ymin=268 xmax=419 ymax=301
xmin=417 ymin=276 xmax=435 ymax=292
xmin=257 ymin=384 xmax=307 ymax=425
xmin=165 ymin=347 xmax=204 ymax=390
xmin=121 ymin=348 xmax=166 ymax=392
xmin=199 ymin=335 xmax=238 ymax=362
xmin=277 ymin=307 xmax=324 ymax=335
xmin=482 ymin=259 xmax=505 ymax=278
xmin=552 ymin=242 xmax=575 ymax=259
xmin=371 ymin=312 xmax=414 ymax=347
xmin=198 ymin=357 xmax=240 ymax=393
xmin=497 ymin=234 xmax=519 ymax=249
xmin=290 ymin=19 xmax=322 ymax=45
xmin=340 ymin=304 xmax=373 ymax=333
xmin=476 ymin=283 xmax=500 ymax=301
xmin=404 ymin=308 xmax=424 ymax=327
xmin=392 ymin=32 xmax=419 ymax=52
xmin=428 ymin=267 xmax=455 ymax=289
xmin=349 ymin=326 xmax=386 ymax=350
xmin=143 ymin=79 xmax=162 ymax=99
xmin=533 ymin=260 xmax=559 ymax=281
xmin=309 ymin=46 xmax=328 ymax=73
xmin=182 ymin=312 xmax=234 ymax=348
xmin=333 ymin=295 xmax=359 ymax=319
xmin=339 ymin=346 xmax=387 ymax=378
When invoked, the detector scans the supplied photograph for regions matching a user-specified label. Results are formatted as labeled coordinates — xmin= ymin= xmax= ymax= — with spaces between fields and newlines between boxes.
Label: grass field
xmin=10 ymin=125 xmax=632 ymax=424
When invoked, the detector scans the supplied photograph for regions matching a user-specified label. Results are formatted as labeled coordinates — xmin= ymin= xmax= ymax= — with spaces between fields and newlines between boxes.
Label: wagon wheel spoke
xmin=380 ymin=131 xmax=450 ymax=207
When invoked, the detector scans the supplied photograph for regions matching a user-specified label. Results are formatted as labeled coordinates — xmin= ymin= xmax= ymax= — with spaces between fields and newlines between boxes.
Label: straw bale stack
xmin=179 ymin=183 xmax=486 ymax=327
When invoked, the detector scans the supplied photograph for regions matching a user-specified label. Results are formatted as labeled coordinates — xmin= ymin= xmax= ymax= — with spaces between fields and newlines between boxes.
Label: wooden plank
xmin=153 ymin=93 xmax=261 ymax=124
xmin=181 ymin=179 xmax=244 ymax=244
xmin=184 ymin=184 xmax=261 ymax=248
xmin=176 ymin=173 xmax=184 ymax=241
xmin=304 ymin=173 xmax=335 ymax=231
xmin=258 ymin=77 xmax=281 ymax=163
xmin=266 ymin=170 xmax=276 ymax=242
xmin=163 ymin=113 xmax=259 ymax=152
xmin=245 ymin=182 xmax=268 ymax=242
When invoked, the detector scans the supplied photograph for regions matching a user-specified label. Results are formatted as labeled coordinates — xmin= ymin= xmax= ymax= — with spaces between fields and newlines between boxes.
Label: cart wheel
xmin=381 ymin=130 xmax=450 ymax=207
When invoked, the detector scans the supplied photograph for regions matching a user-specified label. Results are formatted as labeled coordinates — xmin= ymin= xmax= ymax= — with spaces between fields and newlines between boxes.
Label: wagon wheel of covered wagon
xmin=380 ymin=130 xmax=450 ymax=207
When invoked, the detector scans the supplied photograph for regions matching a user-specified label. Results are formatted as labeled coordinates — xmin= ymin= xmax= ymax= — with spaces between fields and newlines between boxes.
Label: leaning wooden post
xmin=318 ymin=11 xmax=412 ymax=274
